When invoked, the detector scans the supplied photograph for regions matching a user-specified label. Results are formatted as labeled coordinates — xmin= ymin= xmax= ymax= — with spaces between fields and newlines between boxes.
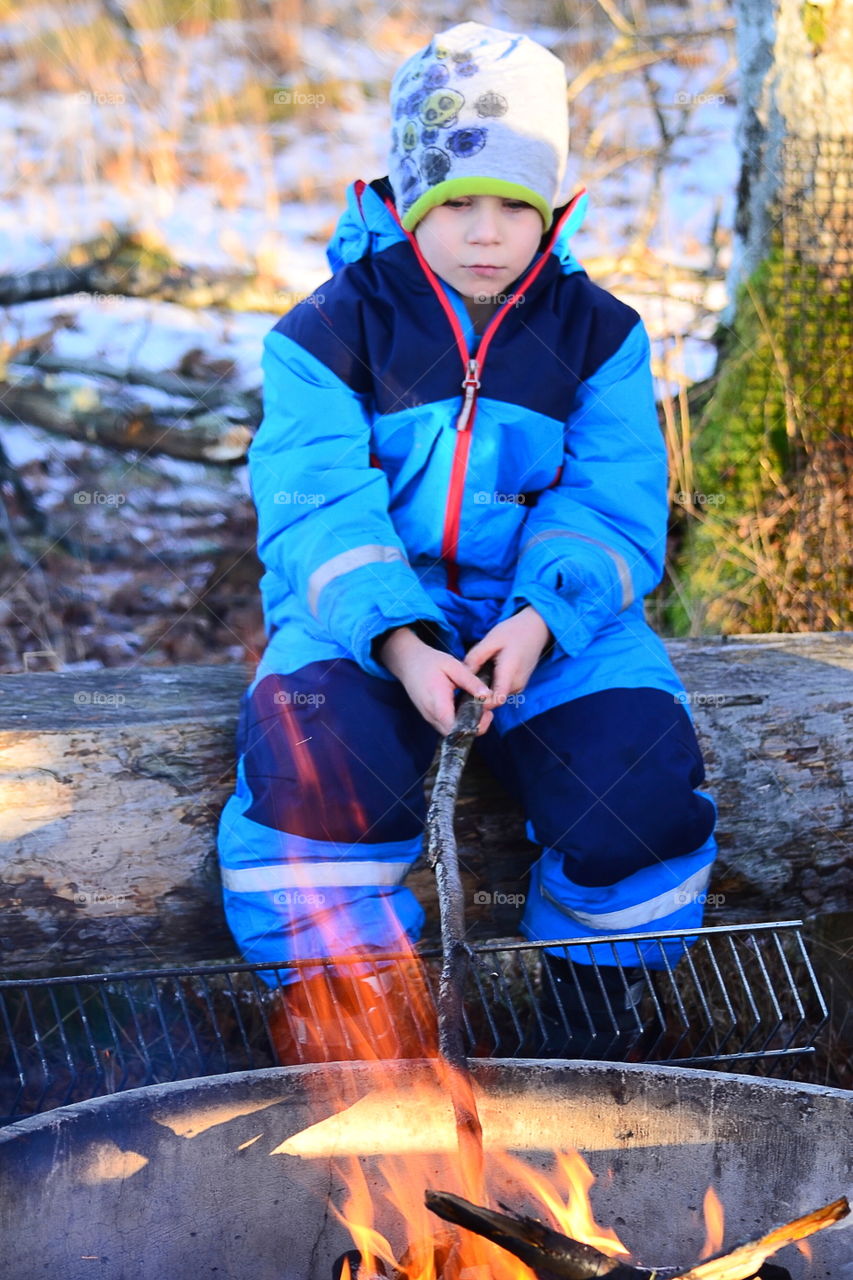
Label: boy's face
xmin=413 ymin=195 xmax=544 ymax=301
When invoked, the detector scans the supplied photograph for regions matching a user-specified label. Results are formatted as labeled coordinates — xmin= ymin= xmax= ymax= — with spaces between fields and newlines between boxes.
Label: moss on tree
xmin=670 ymin=240 xmax=852 ymax=633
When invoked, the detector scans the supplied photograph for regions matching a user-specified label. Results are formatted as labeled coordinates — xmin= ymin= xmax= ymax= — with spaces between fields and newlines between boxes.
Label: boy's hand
xmin=463 ymin=606 xmax=552 ymax=709
xmin=378 ymin=627 xmax=494 ymax=736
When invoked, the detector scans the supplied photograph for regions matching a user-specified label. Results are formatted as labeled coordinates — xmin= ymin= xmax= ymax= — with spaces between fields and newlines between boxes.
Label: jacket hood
xmin=325 ymin=176 xmax=588 ymax=276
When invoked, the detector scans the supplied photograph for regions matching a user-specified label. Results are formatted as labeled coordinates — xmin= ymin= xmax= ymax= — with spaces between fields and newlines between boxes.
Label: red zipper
xmin=382 ymin=189 xmax=586 ymax=594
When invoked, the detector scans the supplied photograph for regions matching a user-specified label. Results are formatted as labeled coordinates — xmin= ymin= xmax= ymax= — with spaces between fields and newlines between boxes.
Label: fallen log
xmin=0 ymin=226 xmax=294 ymax=314
xmin=0 ymin=379 xmax=253 ymax=464
xmin=10 ymin=349 xmax=260 ymax=415
xmin=424 ymin=1188 xmax=849 ymax=1280
xmin=0 ymin=633 xmax=849 ymax=972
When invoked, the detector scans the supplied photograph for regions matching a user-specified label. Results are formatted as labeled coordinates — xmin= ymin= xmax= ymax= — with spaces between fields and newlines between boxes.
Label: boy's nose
xmin=467 ymin=205 xmax=502 ymax=241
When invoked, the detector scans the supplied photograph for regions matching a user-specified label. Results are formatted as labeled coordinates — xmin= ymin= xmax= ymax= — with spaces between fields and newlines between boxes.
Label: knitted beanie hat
xmin=388 ymin=21 xmax=569 ymax=232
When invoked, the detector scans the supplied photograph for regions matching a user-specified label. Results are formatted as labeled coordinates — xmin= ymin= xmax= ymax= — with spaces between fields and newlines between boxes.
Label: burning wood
xmin=333 ymin=1231 xmax=463 ymax=1280
xmin=670 ymin=1194 xmax=848 ymax=1279
xmin=426 ymin=1189 xmax=633 ymax=1278
xmin=424 ymin=1189 xmax=849 ymax=1280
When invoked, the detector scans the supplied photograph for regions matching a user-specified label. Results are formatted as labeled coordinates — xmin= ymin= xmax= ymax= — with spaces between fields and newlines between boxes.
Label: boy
xmin=217 ymin=21 xmax=717 ymax=1059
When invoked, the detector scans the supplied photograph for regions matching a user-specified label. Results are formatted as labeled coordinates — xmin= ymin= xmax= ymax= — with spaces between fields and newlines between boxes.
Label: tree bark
xmin=426 ymin=688 xmax=488 ymax=1196
xmin=729 ymin=0 xmax=853 ymax=299
xmin=0 ymin=634 xmax=849 ymax=973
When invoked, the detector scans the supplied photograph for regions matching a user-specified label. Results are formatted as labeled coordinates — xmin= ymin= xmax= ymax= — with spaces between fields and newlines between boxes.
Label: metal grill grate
xmin=0 ymin=921 xmax=827 ymax=1125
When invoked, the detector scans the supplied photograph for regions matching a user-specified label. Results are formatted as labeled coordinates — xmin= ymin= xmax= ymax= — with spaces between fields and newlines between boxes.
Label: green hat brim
xmin=401 ymin=177 xmax=553 ymax=232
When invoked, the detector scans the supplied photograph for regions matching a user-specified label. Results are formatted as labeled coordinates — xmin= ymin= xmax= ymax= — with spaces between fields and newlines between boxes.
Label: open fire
xmin=263 ymin=691 xmax=848 ymax=1280
xmin=0 ymin=699 xmax=848 ymax=1279
xmin=269 ymin=948 xmax=847 ymax=1280
xmin=0 ymin=1056 xmax=850 ymax=1277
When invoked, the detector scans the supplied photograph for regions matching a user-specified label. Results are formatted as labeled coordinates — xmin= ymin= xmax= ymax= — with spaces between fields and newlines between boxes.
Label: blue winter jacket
xmin=248 ymin=175 xmax=682 ymax=728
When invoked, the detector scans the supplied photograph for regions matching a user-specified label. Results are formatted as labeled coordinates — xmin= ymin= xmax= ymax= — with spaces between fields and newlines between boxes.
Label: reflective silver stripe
xmin=307 ymin=545 xmax=408 ymax=616
xmin=521 ymin=530 xmax=634 ymax=610
xmin=541 ymin=864 xmax=711 ymax=931
xmin=221 ymin=861 xmax=411 ymax=893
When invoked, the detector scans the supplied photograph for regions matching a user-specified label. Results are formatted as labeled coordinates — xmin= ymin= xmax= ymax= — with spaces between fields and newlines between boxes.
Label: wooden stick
xmin=424 ymin=674 xmax=492 ymax=1198
xmin=426 ymin=1188 xmax=849 ymax=1280
xmin=672 ymin=1196 xmax=849 ymax=1279
xmin=425 ymin=1189 xmax=660 ymax=1278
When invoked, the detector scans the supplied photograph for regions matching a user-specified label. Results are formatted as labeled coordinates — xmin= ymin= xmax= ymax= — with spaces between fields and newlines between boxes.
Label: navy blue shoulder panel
xmin=480 ymin=262 xmax=642 ymax=420
xmin=273 ymin=246 xmax=642 ymax=422
xmin=271 ymin=270 xmax=373 ymax=397
xmin=272 ymin=245 xmax=464 ymax=411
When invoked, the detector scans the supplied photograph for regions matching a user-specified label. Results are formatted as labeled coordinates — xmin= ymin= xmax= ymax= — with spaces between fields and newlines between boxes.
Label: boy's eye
xmin=443 ymin=198 xmax=531 ymax=211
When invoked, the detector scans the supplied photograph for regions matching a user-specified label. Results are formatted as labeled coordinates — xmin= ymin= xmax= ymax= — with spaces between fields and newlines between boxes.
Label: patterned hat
xmin=388 ymin=21 xmax=569 ymax=232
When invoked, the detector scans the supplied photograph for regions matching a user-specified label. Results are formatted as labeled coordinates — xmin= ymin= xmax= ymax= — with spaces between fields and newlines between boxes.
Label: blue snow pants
xmin=217 ymin=658 xmax=717 ymax=982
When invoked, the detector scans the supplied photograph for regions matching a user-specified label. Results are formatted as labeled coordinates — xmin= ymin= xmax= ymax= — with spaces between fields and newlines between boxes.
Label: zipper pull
xmin=455 ymin=357 xmax=480 ymax=431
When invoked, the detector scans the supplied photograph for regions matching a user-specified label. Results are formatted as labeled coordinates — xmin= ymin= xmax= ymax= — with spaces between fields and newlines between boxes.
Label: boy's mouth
xmin=467 ymin=265 xmax=503 ymax=276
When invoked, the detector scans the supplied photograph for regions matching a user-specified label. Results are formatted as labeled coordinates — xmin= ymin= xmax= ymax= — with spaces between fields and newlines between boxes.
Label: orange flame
xmin=267 ymin=732 xmax=631 ymax=1280
xmin=334 ymin=1141 xmax=630 ymax=1279
xmin=700 ymin=1186 xmax=725 ymax=1259
xmin=276 ymin=909 xmax=631 ymax=1278
xmin=547 ymin=1151 xmax=630 ymax=1257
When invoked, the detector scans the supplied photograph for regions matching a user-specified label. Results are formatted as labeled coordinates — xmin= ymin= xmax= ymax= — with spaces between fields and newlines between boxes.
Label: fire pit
xmin=0 ymin=1060 xmax=849 ymax=1279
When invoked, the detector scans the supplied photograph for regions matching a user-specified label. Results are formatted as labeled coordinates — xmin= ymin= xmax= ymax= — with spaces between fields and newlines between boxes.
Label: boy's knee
xmin=236 ymin=663 xmax=437 ymax=842
xmin=508 ymin=687 xmax=716 ymax=886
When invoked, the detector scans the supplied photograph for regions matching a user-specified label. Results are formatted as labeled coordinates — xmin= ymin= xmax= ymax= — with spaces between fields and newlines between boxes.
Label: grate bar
xmin=0 ymin=922 xmax=830 ymax=1124
xmin=0 ymin=921 xmax=814 ymax=991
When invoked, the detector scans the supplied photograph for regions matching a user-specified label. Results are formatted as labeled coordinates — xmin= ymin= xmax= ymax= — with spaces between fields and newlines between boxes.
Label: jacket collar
xmin=325 ymin=175 xmax=588 ymax=276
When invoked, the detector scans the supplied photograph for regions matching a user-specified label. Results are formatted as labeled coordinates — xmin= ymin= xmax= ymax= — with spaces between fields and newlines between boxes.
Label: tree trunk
xmin=676 ymin=0 xmax=852 ymax=633
xmin=0 ymin=634 xmax=849 ymax=974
